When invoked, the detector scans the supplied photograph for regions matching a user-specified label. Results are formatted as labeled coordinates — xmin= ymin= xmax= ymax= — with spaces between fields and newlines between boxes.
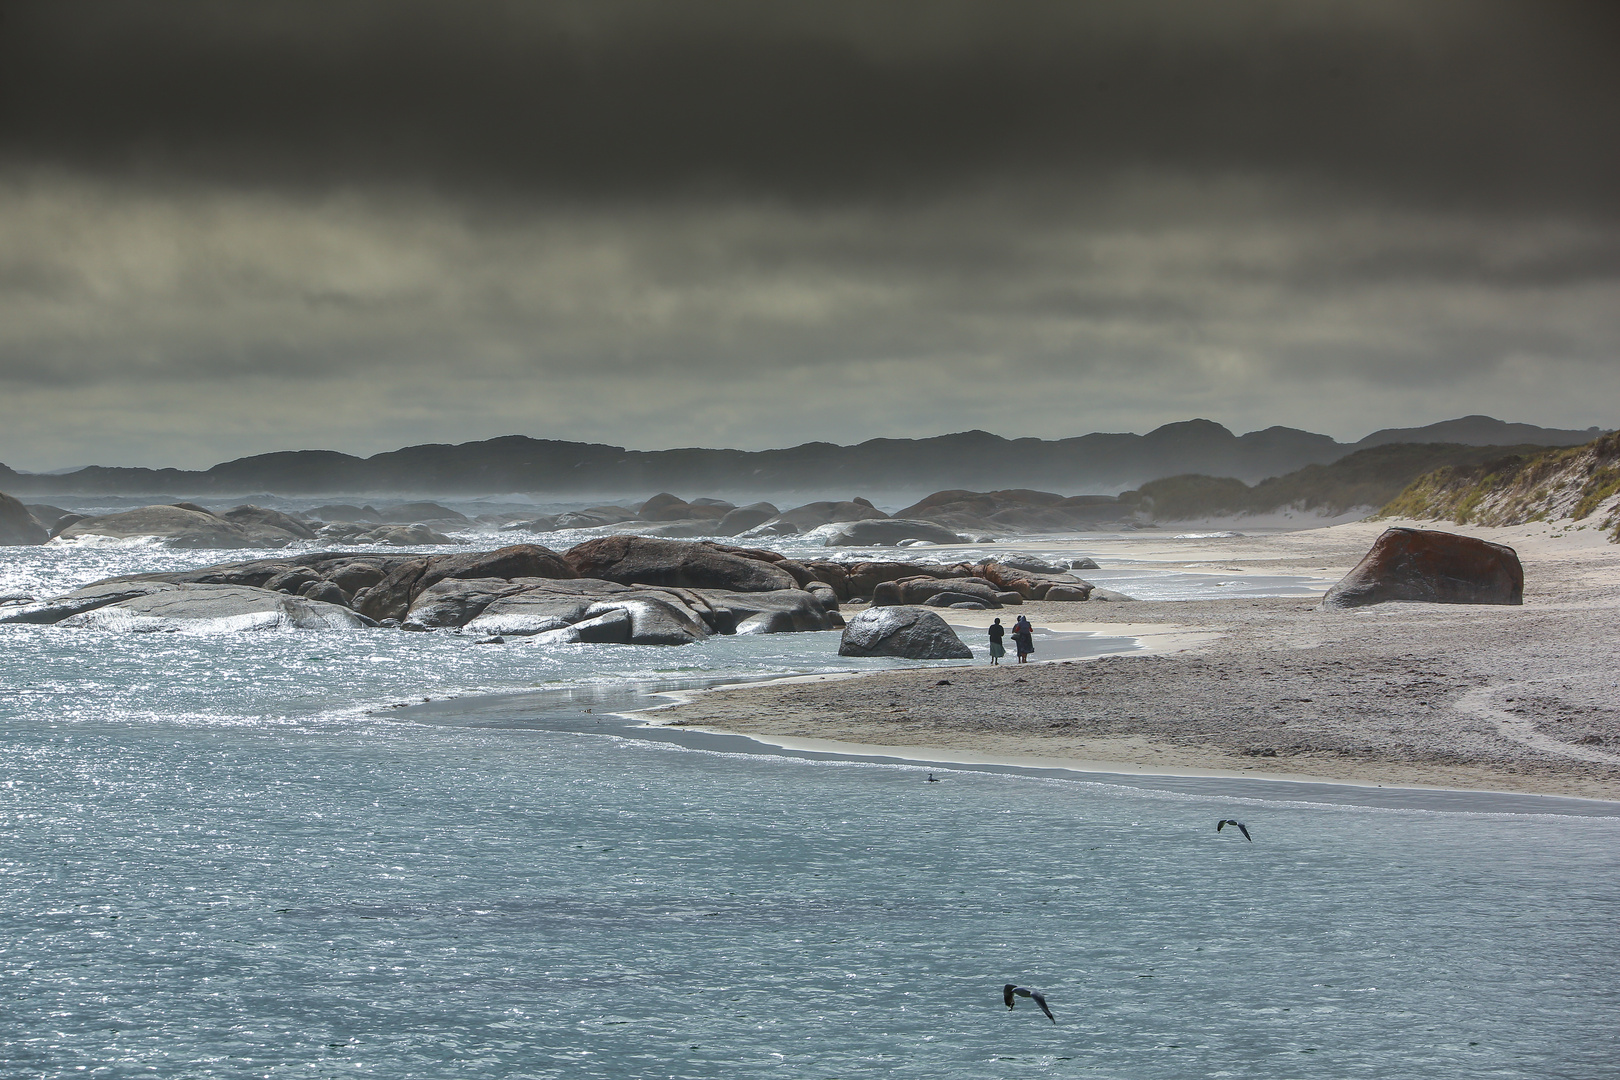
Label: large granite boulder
xmin=554 ymin=506 xmax=637 ymax=529
xmin=5 ymin=580 xmax=367 ymax=631
xmin=379 ymin=501 xmax=469 ymax=524
xmin=896 ymin=489 xmax=1130 ymax=533
xmin=23 ymin=503 xmax=74 ymax=535
xmin=753 ymin=499 xmax=888 ymax=536
xmin=716 ymin=502 xmax=779 ymax=535
xmin=359 ymin=544 xmax=576 ymax=622
xmin=564 ymin=536 xmax=798 ymax=592
xmin=54 ymin=505 xmax=273 ymax=549
xmin=1 ymin=492 xmax=48 ymax=545
xmin=638 ymin=493 xmax=697 ymax=521
xmin=838 ymin=606 xmax=973 ymax=660
xmin=220 ymin=504 xmax=318 ymax=542
xmin=1323 ymin=527 xmax=1524 ymax=608
xmin=824 ymin=518 xmax=967 ymax=547
xmin=306 ymin=503 xmax=381 ymax=522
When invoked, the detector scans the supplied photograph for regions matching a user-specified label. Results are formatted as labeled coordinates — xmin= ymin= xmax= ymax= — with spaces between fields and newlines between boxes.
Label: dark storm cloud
xmin=1 ymin=2 xmax=1617 ymax=470
xmin=3 ymin=0 xmax=1618 ymax=215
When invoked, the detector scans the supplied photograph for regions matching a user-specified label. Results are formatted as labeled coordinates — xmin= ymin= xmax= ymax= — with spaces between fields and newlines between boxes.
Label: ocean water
xmin=3 ymin=536 xmax=1618 ymax=1078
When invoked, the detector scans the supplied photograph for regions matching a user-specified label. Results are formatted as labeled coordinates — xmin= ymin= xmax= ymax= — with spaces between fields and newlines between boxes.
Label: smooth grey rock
xmin=306 ymin=504 xmax=381 ymax=522
xmin=702 ymin=589 xmax=837 ymax=634
xmin=922 ymin=591 xmax=988 ymax=607
xmin=769 ymin=499 xmax=888 ymax=534
xmin=221 ymin=505 xmax=317 ymax=541
xmin=838 ymin=606 xmax=973 ymax=659
xmin=823 ymin=519 xmax=967 ymax=547
xmin=1088 ymin=588 xmax=1137 ymax=602
xmin=54 ymin=505 xmax=271 ymax=549
xmin=716 ymin=502 xmax=779 ymax=536
xmin=301 ymin=581 xmax=349 ymax=606
xmin=54 ymin=583 xmax=368 ymax=631
xmin=564 ymin=536 xmax=798 ymax=593
xmin=993 ymin=554 xmax=1069 ymax=575
xmin=23 ymin=503 xmax=73 ymax=534
xmin=404 ymin=577 xmax=526 ymax=629
xmin=1067 ymin=557 xmax=1101 ymax=570
xmin=582 ymin=597 xmax=710 ymax=645
xmin=570 ymin=607 xmax=634 ymax=644
xmin=1 ymin=491 xmax=48 ymax=545
xmin=264 ymin=568 xmax=325 ymax=595
xmin=380 ymin=501 xmax=469 ymax=524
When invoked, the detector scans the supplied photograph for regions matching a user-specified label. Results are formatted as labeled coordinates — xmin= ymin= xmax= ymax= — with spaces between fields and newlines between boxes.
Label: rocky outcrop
xmin=748 ymin=498 xmax=888 ymax=536
xmin=358 ymin=544 xmax=577 ymax=622
xmin=1 ymin=492 xmax=48 ymax=545
xmin=554 ymin=506 xmax=638 ymax=529
xmin=220 ymin=504 xmax=318 ymax=542
xmin=53 ymin=505 xmax=274 ymax=549
xmin=897 ymin=489 xmax=1130 ymax=533
xmin=3 ymin=540 xmax=841 ymax=643
xmin=838 ymin=606 xmax=973 ymax=659
xmin=716 ymin=502 xmax=779 ymax=535
xmin=315 ymin=522 xmax=459 ymax=546
xmin=1323 ymin=528 xmax=1524 ymax=608
xmin=378 ymin=501 xmax=468 ymax=524
xmin=1 ymin=579 xmax=368 ymax=630
xmin=822 ymin=518 xmax=967 ymax=547
xmin=872 ymin=576 xmax=1004 ymax=608
xmin=563 ymin=536 xmax=798 ymax=592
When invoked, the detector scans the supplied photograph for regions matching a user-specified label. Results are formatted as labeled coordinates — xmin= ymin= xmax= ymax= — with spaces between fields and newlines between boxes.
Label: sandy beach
xmin=650 ymin=518 xmax=1620 ymax=801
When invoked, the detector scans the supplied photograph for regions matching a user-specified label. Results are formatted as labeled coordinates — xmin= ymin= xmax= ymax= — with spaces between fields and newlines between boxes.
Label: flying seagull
xmin=1003 ymin=984 xmax=1056 ymax=1023
xmin=1217 ymin=819 xmax=1252 ymax=841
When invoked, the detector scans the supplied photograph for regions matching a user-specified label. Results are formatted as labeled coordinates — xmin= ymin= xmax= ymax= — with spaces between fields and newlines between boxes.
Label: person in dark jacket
xmin=1012 ymin=615 xmax=1034 ymax=663
xmin=987 ymin=618 xmax=1006 ymax=664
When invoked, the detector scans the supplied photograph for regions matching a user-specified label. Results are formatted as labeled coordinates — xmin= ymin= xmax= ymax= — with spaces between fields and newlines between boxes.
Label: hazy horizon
xmin=3 ymin=2 xmax=1617 ymax=470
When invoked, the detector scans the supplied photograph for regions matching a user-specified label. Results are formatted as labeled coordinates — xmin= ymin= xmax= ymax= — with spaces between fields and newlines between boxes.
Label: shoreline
xmin=644 ymin=518 xmax=1620 ymax=803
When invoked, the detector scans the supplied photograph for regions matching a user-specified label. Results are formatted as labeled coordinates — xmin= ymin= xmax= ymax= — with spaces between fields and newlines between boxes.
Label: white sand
xmin=651 ymin=518 xmax=1620 ymax=801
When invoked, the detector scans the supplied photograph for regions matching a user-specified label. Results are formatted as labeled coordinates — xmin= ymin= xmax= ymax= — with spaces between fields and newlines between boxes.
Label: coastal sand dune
xmin=652 ymin=519 xmax=1620 ymax=800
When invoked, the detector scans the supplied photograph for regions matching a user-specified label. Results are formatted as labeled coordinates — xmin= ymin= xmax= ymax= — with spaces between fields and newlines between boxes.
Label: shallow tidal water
xmin=3 ymin=537 xmax=1618 ymax=1078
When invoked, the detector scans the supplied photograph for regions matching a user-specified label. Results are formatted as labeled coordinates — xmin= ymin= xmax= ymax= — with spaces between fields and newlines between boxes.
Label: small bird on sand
xmin=926 ymin=773 xmax=941 ymax=782
xmin=1003 ymin=984 xmax=1056 ymax=1023
xmin=1217 ymin=819 xmax=1252 ymax=841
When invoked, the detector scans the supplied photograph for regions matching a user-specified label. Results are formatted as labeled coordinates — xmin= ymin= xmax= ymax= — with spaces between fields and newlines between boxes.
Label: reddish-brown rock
xmin=1323 ymin=527 xmax=1523 ymax=608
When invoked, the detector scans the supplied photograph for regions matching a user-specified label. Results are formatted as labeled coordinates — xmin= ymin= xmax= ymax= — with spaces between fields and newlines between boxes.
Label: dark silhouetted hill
xmin=0 ymin=417 xmax=1608 ymax=498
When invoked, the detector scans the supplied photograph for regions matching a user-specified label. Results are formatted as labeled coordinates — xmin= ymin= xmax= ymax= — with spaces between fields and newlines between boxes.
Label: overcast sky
xmin=1 ymin=0 xmax=1617 ymax=470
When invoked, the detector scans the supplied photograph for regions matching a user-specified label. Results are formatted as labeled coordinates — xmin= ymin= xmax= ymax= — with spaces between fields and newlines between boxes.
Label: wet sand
xmin=649 ymin=518 xmax=1620 ymax=801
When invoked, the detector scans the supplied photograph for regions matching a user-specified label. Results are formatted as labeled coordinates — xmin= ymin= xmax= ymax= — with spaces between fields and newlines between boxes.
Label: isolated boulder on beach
xmin=1322 ymin=527 xmax=1523 ymax=608
xmin=838 ymin=606 xmax=973 ymax=660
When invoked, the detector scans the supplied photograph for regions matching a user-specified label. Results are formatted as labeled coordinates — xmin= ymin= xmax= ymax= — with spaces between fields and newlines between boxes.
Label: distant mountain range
xmin=0 ymin=416 xmax=1606 ymax=499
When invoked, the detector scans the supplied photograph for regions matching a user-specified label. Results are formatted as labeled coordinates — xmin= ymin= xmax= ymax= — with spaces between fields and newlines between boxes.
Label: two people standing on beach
xmin=988 ymin=615 xmax=1035 ymax=664
xmin=1012 ymin=614 xmax=1034 ymax=663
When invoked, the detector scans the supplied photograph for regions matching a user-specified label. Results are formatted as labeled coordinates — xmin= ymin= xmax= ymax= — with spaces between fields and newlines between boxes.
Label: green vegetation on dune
xmin=1379 ymin=430 xmax=1620 ymax=540
xmin=1120 ymin=443 xmax=1555 ymax=522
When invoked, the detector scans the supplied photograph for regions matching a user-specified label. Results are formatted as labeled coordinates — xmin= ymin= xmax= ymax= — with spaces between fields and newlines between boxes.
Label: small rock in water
xmin=475 ymin=635 xmax=507 ymax=645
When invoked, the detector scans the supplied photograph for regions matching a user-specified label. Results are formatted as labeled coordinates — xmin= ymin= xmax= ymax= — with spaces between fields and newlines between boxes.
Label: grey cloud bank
xmin=1 ymin=1 xmax=1616 ymax=469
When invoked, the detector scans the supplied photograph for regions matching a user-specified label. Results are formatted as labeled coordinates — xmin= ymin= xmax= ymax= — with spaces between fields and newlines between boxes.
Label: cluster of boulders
xmin=0 ymin=494 xmax=469 ymax=549
xmin=0 ymin=535 xmax=1113 ymax=658
xmin=504 ymin=494 xmax=903 ymax=540
xmin=501 ymin=488 xmax=1141 ymax=544
xmin=0 ymin=538 xmax=845 ymax=644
